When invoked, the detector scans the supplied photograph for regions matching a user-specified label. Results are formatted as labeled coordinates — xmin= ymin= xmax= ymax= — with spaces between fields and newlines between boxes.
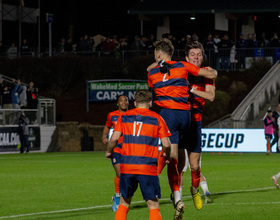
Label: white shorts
xmin=182 ymin=149 xmax=202 ymax=172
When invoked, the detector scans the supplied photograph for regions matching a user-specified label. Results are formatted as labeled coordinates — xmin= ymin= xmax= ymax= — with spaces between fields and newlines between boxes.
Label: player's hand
xmin=190 ymin=85 xmax=198 ymax=93
xmin=105 ymin=151 xmax=112 ymax=159
xmin=161 ymin=152 xmax=171 ymax=164
xmin=102 ymin=137 xmax=109 ymax=145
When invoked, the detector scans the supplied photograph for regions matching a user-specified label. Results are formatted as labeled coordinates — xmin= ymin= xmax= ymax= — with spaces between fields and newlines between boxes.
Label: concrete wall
xmin=53 ymin=122 xmax=106 ymax=152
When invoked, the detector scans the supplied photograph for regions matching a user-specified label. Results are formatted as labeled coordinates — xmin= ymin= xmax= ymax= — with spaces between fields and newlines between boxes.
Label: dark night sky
xmin=3 ymin=0 xmax=142 ymax=48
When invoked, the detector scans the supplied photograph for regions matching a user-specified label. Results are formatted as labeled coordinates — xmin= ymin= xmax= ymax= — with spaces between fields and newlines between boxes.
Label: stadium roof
xmin=128 ymin=0 xmax=280 ymax=14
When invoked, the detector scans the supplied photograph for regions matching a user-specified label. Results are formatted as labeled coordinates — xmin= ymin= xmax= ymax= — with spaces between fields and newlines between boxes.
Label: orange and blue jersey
xmin=105 ymin=110 xmax=124 ymax=154
xmin=188 ymin=71 xmax=215 ymax=122
xmin=148 ymin=61 xmax=200 ymax=110
xmin=114 ymin=108 xmax=170 ymax=176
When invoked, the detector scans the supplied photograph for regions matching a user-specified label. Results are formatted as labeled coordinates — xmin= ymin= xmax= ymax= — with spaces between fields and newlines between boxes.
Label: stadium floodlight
xmin=190 ymin=13 xmax=196 ymax=20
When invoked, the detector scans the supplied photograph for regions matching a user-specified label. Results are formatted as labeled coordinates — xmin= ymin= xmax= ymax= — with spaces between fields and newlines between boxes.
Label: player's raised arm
xmin=197 ymin=68 xmax=217 ymax=79
xmin=147 ymin=62 xmax=157 ymax=72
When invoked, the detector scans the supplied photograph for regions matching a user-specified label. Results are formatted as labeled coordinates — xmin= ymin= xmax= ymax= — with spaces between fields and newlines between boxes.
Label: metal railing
xmin=0 ymin=98 xmax=56 ymax=126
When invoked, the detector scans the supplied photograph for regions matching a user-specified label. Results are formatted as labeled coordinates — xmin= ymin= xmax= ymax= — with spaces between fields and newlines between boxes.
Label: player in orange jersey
xmin=102 ymin=95 xmax=129 ymax=211
xmin=178 ymin=42 xmax=216 ymax=209
xmin=106 ymin=90 xmax=171 ymax=220
xmin=147 ymin=38 xmax=217 ymax=219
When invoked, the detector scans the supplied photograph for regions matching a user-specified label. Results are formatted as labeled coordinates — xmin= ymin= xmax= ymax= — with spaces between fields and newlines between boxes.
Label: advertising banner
xmin=0 ymin=126 xmax=41 ymax=152
xmin=109 ymin=128 xmax=270 ymax=153
xmin=89 ymin=82 xmax=149 ymax=101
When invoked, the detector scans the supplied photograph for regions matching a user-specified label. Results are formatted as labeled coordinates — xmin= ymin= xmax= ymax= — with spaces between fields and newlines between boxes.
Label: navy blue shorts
xmin=111 ymin=143 xmax=122 ymax=166
xmin=265 ymin=134 xmax=273 ymax=139
xmin=160 ymin=108 xmax=191 ymax=148
xmin=183 ymin=121 xmax=202 ymax=153
xmin=120 ymin=174 xmax=161 ymax=200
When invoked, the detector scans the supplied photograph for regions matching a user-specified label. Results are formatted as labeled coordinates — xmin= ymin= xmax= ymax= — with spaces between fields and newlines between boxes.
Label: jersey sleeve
xmin=105 ymin=113 xmax=112 ymax=128
xmin=148 ymin=72 xmax=153 ymax=88
xmin=114 ymin=116 xmax=123 ymax=133
xmin=183 ymin=61 xmax=200 ymax=76
xmin=158 ymin=116 xmax=171 ymax=139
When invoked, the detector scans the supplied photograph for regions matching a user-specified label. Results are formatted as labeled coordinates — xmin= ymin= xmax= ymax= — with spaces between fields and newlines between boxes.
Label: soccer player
xmin=102 ymin=95 xmax=129 ymax=211
xmin=264 ymin=109 xmax=274 ymax=155
xmin=147 ymin=38 xmax=217 ymax=219
xmin=271 ymin=172 xmax=280 ymax=188
xmin=180 ymin=42 xmax=215 ymax=207
xmin=106 ymin=90 xmax=171 ymax=220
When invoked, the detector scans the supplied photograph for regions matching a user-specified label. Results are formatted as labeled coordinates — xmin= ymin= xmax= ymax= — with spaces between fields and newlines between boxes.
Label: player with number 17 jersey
xmin=114 ymin=107 xmax=171 ymax=176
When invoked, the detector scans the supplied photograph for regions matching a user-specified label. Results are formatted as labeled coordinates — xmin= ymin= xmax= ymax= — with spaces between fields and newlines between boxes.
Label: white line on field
xmin=0 ymin=186 xmax=278 ymax=219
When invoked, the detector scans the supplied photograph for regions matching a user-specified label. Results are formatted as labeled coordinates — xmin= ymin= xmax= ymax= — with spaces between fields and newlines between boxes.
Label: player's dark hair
xmin=153 ymin=38 xmax=174 ymax=57
xmin=185 ymin=41 xmax=205 ymax=56
xmin=134 ymin=90 xmax=152 ymax=104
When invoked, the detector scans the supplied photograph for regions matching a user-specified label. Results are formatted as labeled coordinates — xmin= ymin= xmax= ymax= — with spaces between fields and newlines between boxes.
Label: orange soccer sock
xmin=267 ymin=142 xmax=271 ymax=152
xmin=149 ymin=208 xmax=162 ymax=220
xmin=115 ymin=205 xmax=129 ymax=220
xmin=191 ymin=168 xmax=201 ymax=189
xmin=167 ymin=158 xmax=180 ymax=192
xmin=157 ymin=150 xmax=167 ymax=175
xmin=114 ymin=175 xmax=120 ymax=194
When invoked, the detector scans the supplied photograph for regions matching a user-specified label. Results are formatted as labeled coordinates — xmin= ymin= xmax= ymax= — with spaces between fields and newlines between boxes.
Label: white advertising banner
xmin=109 ymin=128 xmax=276 ymax=153
xmin=201 ymin=129 xmax=269 ymax=153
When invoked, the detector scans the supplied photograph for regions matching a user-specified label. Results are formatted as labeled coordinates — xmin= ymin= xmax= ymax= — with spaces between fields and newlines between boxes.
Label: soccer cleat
xmin=112 ymin=195 xmax=120 ymax=212
xmin=205 ymin=191 xmax=211 ymax=204
xmin=271 ymin=176 xmax=279 ymax=188
xmin=174 ymin=200 xmax=185 ymax=220
xmin=190 ymin=187 xmax=203 ymax=210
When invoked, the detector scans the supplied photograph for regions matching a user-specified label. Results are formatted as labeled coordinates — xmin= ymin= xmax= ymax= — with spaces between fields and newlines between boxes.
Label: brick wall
xmin=54 ymin=122 xmax=106 ymax=152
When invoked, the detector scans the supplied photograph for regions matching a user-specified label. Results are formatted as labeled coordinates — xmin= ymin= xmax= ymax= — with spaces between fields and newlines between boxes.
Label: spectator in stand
xmin=11 ymin=78 xmax=22 ymax=110
xmin=213 ymin=33 xmax=221 ymax=70
xmin=57 ymin=37 xmax=66 ymax=53
xmin=64 ymin=37 xmax=73 ymax=52
xmin=19 ymin=84 xmax=27 ymax=109
xmin=7 ymin=42 xmax=17 ymax=59
xmin=21 ymin=38 xmax=31 ymax=55
xmin=2 ymin=84 xmax=12 ymax=109
xmin=146 ymin=34 xmax=156 ymax=50
xmin=217 ymin=34 xmax=232 ymax=71
xmin=203 ymin=34 xmax=215 ymax=66
xmin=270 ymin=33 xmax=280 ymax=47
xmin=260 ymin=32 xmax=270 ymax=47
xmin=191 ymin=33 xmax=199 ymax=42
xmin=27 ymin=81 xmax=39 ymax=109
xmin=80 ymin=34 xmax=93 ymax=54
xmin=251 ymin=33 xmax=258 ymax=48
xmin=2 ymin=84 xmax=12 ymax=124
xmin=246 ymin=33 xmax=254 ymax=48
xmin=102 ymin=36 xmax=116 ymax=56
xmin=119 ymin=36 xmax=129 ymax=51
xmin=186 ymin=35 xmax=192 ymax=44
xmin=236 ymin=33 xmax=247 ymax=70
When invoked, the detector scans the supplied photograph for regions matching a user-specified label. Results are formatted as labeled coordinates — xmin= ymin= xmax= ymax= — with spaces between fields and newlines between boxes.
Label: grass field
xmin=0 ymin=152 xmax=279 ymax=220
